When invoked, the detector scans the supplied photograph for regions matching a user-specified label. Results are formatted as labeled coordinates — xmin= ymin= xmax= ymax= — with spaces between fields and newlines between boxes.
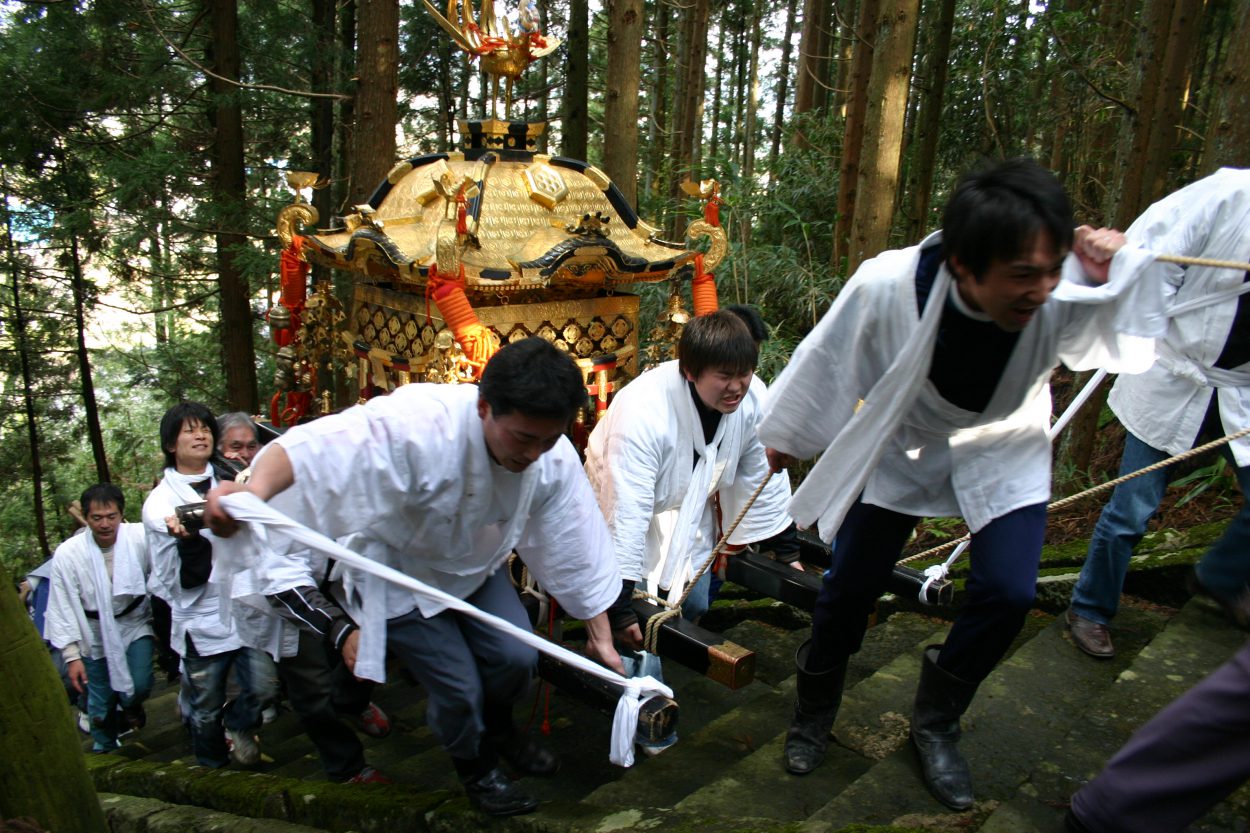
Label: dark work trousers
xmin=1070 ymin=639 xmax=1250 ymax=833
xmin=385 ymin=568 xmax=537 ymax=760
xmin=278 ymin=629 xmax=366 ymax=781
xmin=808 ymin=496 xmax=1047 ymax=683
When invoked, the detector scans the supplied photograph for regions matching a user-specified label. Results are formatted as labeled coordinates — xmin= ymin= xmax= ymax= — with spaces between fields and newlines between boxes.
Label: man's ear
xmin=477 ymin=398 xmax=490 ymax=421
xmin=948 ymin=255 xmax=973 ymax=282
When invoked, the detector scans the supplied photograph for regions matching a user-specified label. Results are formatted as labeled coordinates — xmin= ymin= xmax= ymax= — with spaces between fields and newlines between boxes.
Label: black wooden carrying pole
xmin=535 ymin=654 xmax=678 ymax=743
xmin=629 ymin=598 xmax=756 ymax=689
xmin=723 ymin=533 xmax=955 ymax=610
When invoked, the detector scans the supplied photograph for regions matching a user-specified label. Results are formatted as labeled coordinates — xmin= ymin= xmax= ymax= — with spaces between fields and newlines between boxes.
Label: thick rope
xmin=642 ymin=472 xmax=774 ymax=652
xmin=898 ymin=425 xmax=1250 ymax=567
xmin=1156 ymin=253 xmax=1250 ymax=271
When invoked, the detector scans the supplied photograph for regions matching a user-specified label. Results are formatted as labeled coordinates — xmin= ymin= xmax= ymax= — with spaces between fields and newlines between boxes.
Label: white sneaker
xmin=75 ymin=709 xmax=91 ymax=735
xmin=225 ymin=728 xmax=260 ymax=765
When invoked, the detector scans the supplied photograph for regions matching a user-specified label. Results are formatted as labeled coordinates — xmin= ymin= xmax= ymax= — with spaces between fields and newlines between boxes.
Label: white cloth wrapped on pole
xmin=214 ymin=492 xmax=672 ymax=767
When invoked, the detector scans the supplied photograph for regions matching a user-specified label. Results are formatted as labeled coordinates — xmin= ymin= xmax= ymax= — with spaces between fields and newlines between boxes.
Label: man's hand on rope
xmin=613 ymin=623 xmax=643 ymax=651
xmin=766 ymin=447 xmax=797 ymax=473
xmin=1073 ymin=225 xmax=1127 ymax=284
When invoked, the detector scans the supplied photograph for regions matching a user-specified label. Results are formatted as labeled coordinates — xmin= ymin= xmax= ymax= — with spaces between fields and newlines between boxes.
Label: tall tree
xmin=832 ymin=0 xmax=879 ymax=265
xmin=207 ymin=0 xmax=259 ymax=412
xmin=768 ymin=0 xmax=801 ymax=174
xmin=1107 ymin=0 xmax=1175 ymax=225
xmin=794 ymin=0 xmax=832 ymax=120
xmin=349 ymin=0 xmax=399 ymax=207
xmin=1139 ymin=0 xmax=1205 ymax=203
xmin=846 ymin=0 xmax=920 ymax=272
xmin=563 ymin=0 xmax=590 ymax=158
xmin=1204 ymin=0 xmax=1250 ymax=169
xmin=903 ymin=0 xmax=955 ymax=240
xmin=3 ymin=185 xmax=50 ymax=561
xmin=603 ymin=0 xmax=644 ymax=206
xmin=667 ymin=0 xmax=711 ymax=236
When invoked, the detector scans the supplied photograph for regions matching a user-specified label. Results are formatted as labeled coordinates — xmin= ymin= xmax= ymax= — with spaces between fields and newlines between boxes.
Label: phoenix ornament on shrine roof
xmin=422 ymin=0 xmax=561 ymax=119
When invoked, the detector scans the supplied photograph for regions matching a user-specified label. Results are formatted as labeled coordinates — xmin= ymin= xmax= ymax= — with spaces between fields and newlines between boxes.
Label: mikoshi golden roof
xmin=286 ymin=120 xmax=725 ymax=296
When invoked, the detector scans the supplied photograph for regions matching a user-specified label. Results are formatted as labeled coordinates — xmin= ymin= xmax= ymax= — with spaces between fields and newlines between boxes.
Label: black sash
xmin=84 ymin=595 xmax=145 ymax=620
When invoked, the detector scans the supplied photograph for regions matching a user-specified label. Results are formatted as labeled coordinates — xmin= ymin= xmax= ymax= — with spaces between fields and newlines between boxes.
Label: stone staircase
xmin=85 ymin=569 xmax=1250 ymax=833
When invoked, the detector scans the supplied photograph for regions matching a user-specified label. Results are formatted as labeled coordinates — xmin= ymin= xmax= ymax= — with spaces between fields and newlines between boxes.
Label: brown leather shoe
xmin=1066 ymin=609 xmax=1115 ymax=658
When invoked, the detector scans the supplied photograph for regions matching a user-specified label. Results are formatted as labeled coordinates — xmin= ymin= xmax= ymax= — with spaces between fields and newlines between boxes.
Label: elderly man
xmin=204 ymin=337 xmax=624 ymax=816
xmin=760 ymin=158 xmax=1167 ymax=808
xmin=217 ymin=412 xmax=261 ymax=468
xmin=46 ymin=483 xmax=153 ymax=752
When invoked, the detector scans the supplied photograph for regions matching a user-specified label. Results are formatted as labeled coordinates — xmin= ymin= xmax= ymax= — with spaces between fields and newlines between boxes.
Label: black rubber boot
xmin=483 ymin=700 xmax=560 ymax=776
xmin=454 ymin=751 xmax=539 ymax=816
xmin=783 ymin=639 xmax=848 ymax=775
xmin=911 ymin=646 xmax=978 ymax=810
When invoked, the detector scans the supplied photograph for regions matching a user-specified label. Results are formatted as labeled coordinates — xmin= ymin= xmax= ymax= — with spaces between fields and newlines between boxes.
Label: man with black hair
xmin=760 ymin=158 xmax=1169 ymax=807
xmin=585 ymin=309 xmax=797 ymax=634
xmin=142 ymin=402 xmax=279 ymax=769
xmin=46 ymin=483 xmax=153 ymax=752
xmin=203 ymin=337 xmax=623 ymax=816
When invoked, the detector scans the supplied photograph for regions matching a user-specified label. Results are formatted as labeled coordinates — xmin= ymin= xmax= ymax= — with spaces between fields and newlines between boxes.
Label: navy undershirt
xmin=915 ymin=245 xmax=1022 ymax=414
xmin=689 ymin=380 xmax=722 ymax=447
xmin=1214 ymin=270 xmax=1250 ymax=370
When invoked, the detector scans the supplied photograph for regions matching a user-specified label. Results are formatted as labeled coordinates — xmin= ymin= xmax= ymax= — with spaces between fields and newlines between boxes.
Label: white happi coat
xmin=143 ymin=467 xmax=245 ymax=657
xmin=1107 ymin=168 xmax=1250 ymax=466
xmin=759 ymin=231 xmax=1169 ymax=541
xmin=45 ymin=523 xmax=152 ymax=696
xmin=251 ymin=383 xmax=621 ymax=683
xmin=584 ymin=361 xmax=792 ymax=605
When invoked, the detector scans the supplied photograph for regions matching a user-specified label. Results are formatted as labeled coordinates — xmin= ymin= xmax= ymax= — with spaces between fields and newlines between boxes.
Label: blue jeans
xmin=83 ymin=636 xmax=155 ymax=752
xmin=182 ymin=645 xmax=279 ymax=767
xmin=1071 ymin=431 xmax=1250 ymax=625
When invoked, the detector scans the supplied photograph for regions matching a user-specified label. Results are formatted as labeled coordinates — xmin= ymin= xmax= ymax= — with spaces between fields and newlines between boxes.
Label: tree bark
xmin=644 ymin=1 xmax=670 ymax=212
xmin=0 ymin=561 xmax=107 ymax=831
xmin=667 ymin=0 xmax=711 ymax=238
xmin=207 ymin=0 xmax=258 ymax=413
xmin=768 ymin=0 xmax=801 ymax=174
xmin=1107 ymin=0 xmax=1175 ymax=226
xmin=794 ymin=0 xmax=831 ymax=123
xmin=311 ymin=0 xmax=336 ymax=281
xmin=709 ymin=22 xmax=726 ymax=163
xmin=3 ymin=186 xmax=50 ymax=561
xmin=335 ymin=0 xmax=356 ymax=216
xmin=1139 ymin=0 xmax=1204 ymax=204
xmin=847 ymin=0 xmax=919 ymax=273
xmin=1204 ymin=0 xmax=1250 ymax=170
xmin=69 ymin=236 xmax=110 ymax=483
xmin=348 ymin=0 xmax=398 ymax=207
xmin=563 ymin=0 xmax=589 ymax=159
xmin=742 ymin=6 xmax=763 ymax=186
xmin=903 ymin=0 xmax=955 ymax=240
xmin=603 ymin=0 xmax=644 ymax=207
xmin=832 ymin=0 xmax=879 ymax=266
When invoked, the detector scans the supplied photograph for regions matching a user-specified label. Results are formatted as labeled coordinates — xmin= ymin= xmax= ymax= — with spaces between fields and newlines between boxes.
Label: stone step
xmin=99 ymin=792 xmax=338 ymax=833
xmin=807 ymin=603 xmax=1172 ymax=831
xmin=659 ymin=613 xmax=956 ymax=821
xmin=977 ymin=596 xmax=1248 ymax=833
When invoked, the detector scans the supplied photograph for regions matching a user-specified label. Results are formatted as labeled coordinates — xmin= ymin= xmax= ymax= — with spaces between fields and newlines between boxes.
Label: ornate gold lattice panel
xmin=352 ymin=284 xmax=640 ymax=387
